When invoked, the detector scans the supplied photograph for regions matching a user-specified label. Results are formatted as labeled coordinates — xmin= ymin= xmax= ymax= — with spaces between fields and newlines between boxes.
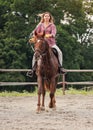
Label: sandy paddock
xmin=0 ymin=94 xmax=93 ymax=130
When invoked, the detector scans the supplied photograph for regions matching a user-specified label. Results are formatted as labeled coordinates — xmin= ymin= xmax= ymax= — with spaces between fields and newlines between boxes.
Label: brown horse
xmin=29 ymin=31 xmax=59 ymax=113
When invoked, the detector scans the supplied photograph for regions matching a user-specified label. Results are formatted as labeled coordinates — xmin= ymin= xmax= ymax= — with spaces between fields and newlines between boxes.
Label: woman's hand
xmin=45 ymin=34 xmax=52 ymax=38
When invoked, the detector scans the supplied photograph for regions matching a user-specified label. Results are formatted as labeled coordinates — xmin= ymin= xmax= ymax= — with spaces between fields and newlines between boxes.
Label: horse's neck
xmin=49 ymin=48 xmax=54 ymax=58
xmin=41 ymin=48 xmax=51 ymax=64
xmin=46 ymin=48 xmax=54 ymax=64
xmin=46 ymin=48 xmax=53 ymax=60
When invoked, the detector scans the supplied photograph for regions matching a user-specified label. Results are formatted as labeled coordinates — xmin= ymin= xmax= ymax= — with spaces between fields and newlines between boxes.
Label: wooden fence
xmin=0 ymin=69 xmax=93 ymax=95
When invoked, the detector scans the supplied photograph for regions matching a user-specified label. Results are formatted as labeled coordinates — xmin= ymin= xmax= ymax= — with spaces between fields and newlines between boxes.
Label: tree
xmin=0 ymin=0 xmax=93 ymax=91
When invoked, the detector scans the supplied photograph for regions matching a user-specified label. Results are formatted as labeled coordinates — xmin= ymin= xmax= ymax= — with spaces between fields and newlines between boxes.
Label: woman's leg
xmin=32 ymin=53 xmax=36 ymax=67
xmin=52 ymin=45 xmax=63 ymax=66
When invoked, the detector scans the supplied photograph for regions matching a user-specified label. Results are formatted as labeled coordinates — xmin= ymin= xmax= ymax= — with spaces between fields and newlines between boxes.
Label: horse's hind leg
xmin=52 ymin=95 xmax=56 ymax=109
xmin=41 ymin=81 xmax=46 ymax=111
xmin=41 ymin=92 xmax=46 ymax=111
xmin=49 ymin=80 xmax=56 ymax=109
xmin=49 ymin=93 xmax=54 ymax=108
xmin=36 ymin=93 xmax=41 ymax=113
xmin=49 ymin=93 xmax=56 ymax=109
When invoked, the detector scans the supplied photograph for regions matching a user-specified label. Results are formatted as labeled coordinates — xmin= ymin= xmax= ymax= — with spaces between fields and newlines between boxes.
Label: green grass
xmin=0 ymin=88 xmax=93 ymax=97
xmin=0 ymin=90 xmax=37 ymax=97
xmin=56 ymin=87 xmax=93 ymax=95
xmin=65 ymin=88 xmax=93 ymax=95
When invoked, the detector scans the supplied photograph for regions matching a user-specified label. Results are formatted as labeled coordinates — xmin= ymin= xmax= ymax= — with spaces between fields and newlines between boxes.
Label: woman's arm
xmin=45 ymin=24 xmax=56 ymax=38
xmin=51 ymin=24 xmax=56 ymax=37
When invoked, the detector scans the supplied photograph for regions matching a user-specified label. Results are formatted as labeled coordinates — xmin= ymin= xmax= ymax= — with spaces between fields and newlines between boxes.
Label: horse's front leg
xmin=36 ymin=76 xmax=42 ymax=113
xmin=49 ymin=78 xmax=56 ymax=109
xmin=41 ymin=84 xmax=46 ymax=111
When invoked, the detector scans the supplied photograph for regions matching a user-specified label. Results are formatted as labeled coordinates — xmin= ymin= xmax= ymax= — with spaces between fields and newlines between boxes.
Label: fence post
xmin=62 ymin=73 xmax=66 ymax=95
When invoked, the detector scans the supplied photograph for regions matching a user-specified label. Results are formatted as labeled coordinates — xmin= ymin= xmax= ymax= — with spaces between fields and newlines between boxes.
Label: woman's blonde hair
xmin=39 ymin=12 xmax=54 ymax=23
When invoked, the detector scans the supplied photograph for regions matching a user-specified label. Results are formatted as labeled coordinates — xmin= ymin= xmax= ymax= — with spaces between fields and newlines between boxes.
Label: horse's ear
xmin=34 ymin=30 xmax=37 ymax=36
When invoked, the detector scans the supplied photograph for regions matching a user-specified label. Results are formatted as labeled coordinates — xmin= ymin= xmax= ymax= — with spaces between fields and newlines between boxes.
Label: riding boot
xmin=27 ymin=62 xmax=37 ymax=77
xmin=58 ymin=64 xmax=65 ymax=74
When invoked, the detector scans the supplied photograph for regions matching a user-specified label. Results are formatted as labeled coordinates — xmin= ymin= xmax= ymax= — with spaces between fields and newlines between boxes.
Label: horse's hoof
xmin=36 ymin=110 xmax=40 ymax=114
xmin=52 ymin=107 xmax=56 ymax=111
xmin=45 ymin=108 xmax=49 ymax=112
xmin=40 ymin=106 xmax=45 ymax=111
xmin=49 ymin=103 xmax=52 ymax=108
xmin=36 ymin=107 xmax=41 ymax=114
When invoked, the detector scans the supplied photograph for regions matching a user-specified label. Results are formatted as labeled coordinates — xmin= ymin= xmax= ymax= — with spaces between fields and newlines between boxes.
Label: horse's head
xmin=29 ymin=31 xmax=45 ymax=44
xmin=29 ymin=31 xmax=49 ymax=60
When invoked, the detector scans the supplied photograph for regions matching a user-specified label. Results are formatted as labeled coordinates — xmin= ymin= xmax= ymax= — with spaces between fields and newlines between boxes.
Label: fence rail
xmin=1 ymin=69 xmax=93 ymax=72
xmin=0 ymin=69 xmax=31 ymax=72
xmin=0 ymin=69 xmax=93 ymax=95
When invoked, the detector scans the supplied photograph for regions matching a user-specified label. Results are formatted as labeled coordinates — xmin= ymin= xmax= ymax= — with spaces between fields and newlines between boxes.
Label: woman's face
xmin=43 ymin=13 xmax=50 ymax=22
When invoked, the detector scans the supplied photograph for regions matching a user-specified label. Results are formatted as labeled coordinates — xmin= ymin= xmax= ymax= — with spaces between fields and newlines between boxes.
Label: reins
xmin=34 ymin=38 xmax=48 ymax=60
xmin=31 ymin=45 xmax=35 ymax=52
xmin=34 ymin=49 xmax=47 ymax=62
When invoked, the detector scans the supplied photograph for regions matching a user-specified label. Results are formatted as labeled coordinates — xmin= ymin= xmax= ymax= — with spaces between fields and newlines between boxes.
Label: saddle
xmin=52 ymin=48 xmax=58 ymax=60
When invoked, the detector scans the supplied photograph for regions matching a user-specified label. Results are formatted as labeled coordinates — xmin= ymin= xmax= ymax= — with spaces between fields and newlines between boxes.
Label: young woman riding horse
xmin=30 ymin=12 xmax=63 ymax=77
xmin=29 ymin=12 xmax=64 ymax=113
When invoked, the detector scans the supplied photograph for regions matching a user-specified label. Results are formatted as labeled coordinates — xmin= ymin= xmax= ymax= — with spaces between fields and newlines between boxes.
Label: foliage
xmin=0 ymin=0 xmax=93 ymax=91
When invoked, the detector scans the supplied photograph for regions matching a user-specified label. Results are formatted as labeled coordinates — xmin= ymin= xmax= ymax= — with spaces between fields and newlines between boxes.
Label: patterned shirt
xmin=34 ymin=23 xmax=57 ymax=47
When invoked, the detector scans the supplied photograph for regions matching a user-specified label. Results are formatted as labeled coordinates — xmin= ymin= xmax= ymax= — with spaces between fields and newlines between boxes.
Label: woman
xmin=29 ymin=12 xmax=64 ymax=77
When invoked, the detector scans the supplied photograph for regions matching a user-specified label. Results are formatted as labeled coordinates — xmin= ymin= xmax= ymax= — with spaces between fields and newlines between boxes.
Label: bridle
xmin=34 ymin=38 xmax=48 ymax=61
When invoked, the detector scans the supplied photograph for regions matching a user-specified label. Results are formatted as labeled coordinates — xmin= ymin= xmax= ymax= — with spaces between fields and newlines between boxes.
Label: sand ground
xmin=0 ymin=94 xmax=93 ymax=130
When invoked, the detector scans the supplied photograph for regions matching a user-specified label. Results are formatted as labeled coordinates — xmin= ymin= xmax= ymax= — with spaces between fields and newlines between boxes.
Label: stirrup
xmin=59 ymin=67 xmax=66 ymax=74
xmin=26 ymin=70 xmax=34 ymax=77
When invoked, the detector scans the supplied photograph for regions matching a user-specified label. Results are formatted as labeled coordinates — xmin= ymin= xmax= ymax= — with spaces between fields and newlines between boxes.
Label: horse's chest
xmin=37 ymin=57 xmax=55 ymax=78
xmin=41 ymin=65 xmax=53 ymax=78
